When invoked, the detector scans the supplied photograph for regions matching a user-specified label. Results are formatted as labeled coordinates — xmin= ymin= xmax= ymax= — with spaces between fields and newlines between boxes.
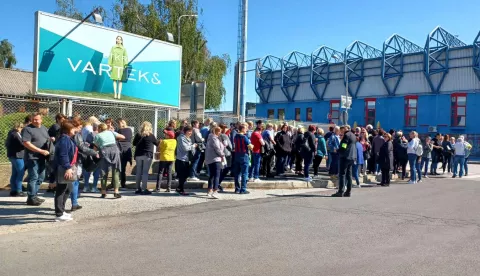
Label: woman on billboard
xmin=108 ymin=36 xmax=128 ymax=100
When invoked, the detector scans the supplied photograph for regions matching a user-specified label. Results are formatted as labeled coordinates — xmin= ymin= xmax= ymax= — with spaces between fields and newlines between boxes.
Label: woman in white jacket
xmin=406 ymin=131 xmax=421 ymax=184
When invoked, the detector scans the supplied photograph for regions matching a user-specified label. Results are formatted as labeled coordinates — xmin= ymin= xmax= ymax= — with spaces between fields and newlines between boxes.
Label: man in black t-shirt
xmin=22 ymin=113 xmax=51 ymax=206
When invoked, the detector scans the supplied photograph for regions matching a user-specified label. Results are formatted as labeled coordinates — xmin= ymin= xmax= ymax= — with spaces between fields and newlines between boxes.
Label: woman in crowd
xmin=393 ymin=131 xmax=408 ymax=180
xmin=116 ymin=119 xmax=132 ymax=189
xmin=406 ymin=131 xmax=421 ymax=184
xmin=6 ymin=122 xmax=26 ymax=197
xmin=218 ymin=124 xmax=233 ymax=191
xmin=293 ymin=127 xmax=305 ymax=175
xmin=205 ymin=127 xmax=225 ymax=198
xmin=274 ymin=123 xmax=292 ymax=177
xmin=313 ymin=127 xmax=327 ymax=178
xmin=156 ymin=129 xmax=176 ymax=193
xmin=301 ymin=125 xmax=316 ymax=182
xmin=442 ymin=134 xmax=453 ymax=174
xmin=353 ymin=136 xmax=365 ymax=187
xmin=367 ymin=130 xmax=377 ymax=174
xmin=421 ymin=136 xmax=433 ymax=178
xmin=53 ymin=121 xmax=77 ymax=222
xmin=462 ymin=136 xmax=472 ymax=176
xmin=248 ymin=124 xmax=264 ymax=182
xmin=82 ymin=117 xmax=101 ymax=193
xmin=360 ymin=135 xmax=371 ymax=175
xmin=378 ymin=133 xmax=394 ymax=187
xmin=133 ymin=121 xmax=158 ymax=195
xmin=175 ymin=126 xmax=197 ymax=196
xmin=70 ymin=118 xmax=98 ymax=211
xmin=94 ymin=123 xmax=125 ymax=199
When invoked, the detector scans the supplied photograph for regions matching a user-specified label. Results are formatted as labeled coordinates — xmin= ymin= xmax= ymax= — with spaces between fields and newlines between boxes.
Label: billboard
xmin=33 ymin=11 xmax=182 ymax=107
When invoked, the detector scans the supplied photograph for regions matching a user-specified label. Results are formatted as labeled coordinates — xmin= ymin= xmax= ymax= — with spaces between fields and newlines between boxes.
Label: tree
xmin=0 ymin=39 xmax=17 ymax=68
xmin=56 ymin=0 xmax=230 ymax=110
xmin=54 ymin=0 xmax=84 ymax=20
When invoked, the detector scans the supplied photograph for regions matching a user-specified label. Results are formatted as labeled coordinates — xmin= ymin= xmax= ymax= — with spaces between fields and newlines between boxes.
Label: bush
xmin=0 ymin=113 xmax=55 ymax=163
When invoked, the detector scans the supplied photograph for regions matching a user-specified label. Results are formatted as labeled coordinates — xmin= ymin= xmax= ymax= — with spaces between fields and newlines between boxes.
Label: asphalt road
xmin=1 ymin=177 xmax=480 ymax=276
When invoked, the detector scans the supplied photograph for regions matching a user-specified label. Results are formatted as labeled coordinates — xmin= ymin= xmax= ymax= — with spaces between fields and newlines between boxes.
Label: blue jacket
xmin=315 ymin=134 xmax=327 ymax=157
xmin=54 ymin=134 xmax=77 ymax=170
xmin=356 ymin=142 xmax=364 ymax=165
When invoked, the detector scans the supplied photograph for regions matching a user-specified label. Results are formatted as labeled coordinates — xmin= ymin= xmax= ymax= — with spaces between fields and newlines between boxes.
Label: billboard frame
xmin=33 ymin=11 xmax=183 ymax=109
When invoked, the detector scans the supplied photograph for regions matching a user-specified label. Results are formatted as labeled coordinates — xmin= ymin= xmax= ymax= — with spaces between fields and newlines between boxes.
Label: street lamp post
xmin=332 ymin=54 xmax=350 ymax=124
xmin=177 ymin=14 xmax=198 ymax=44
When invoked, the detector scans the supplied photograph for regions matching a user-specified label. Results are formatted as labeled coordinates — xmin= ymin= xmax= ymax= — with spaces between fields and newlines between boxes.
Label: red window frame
xmin=451 ymin=93 xmax=467 ymax=127
xmin=365 ymin=98 xmax=376 ymax=126
xmin=278 ymin=109 xmax=285 ymax=120
xmin=329 ymin=100 xmax=340 ymax=125
xmin=306 ymin=107 xmax=312 ymax=121
xmin=295 ymin=108 xmax=301 ymax=121
xmin=267 ymin=109 xmax=274 ymax=119
xmin=405 ymin=95 xmax=418 ymax=127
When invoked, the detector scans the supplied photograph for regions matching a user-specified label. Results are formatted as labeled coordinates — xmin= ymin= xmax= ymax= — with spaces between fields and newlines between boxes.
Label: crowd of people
xmin=4 ymin=113 xmax=474 ymax=221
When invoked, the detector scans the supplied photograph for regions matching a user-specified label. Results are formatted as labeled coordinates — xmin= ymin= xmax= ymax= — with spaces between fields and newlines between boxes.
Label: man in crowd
xmin=372 ymin=129 xmax=385 ymax=175
xmin=233 ymin=123 xmax=253 ymax=194
xmin=261 ymin=123 xmax=276 ymax=178
xmin=197 ymin=118 xmax=212 ymax=175
xmin=22 ymin=113 xmax=51 ymax=206
xmin=332 ymin=125 xmax=357 ymax=198
xmin=248 ymin=123 xmax=265 ymax=182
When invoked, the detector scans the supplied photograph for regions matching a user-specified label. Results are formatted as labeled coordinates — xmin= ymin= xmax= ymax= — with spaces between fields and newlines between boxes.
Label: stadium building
xmin=254 ymin=26 xmax=480 ymax=156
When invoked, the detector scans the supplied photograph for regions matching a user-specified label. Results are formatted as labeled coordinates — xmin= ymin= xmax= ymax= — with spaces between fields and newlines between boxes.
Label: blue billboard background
xmin=35 ymin=12 xmax=182 ymax=107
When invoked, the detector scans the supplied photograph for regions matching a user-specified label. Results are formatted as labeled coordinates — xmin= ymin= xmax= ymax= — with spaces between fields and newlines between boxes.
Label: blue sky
xmin=2 ymin=0 xmax=480 ymax=110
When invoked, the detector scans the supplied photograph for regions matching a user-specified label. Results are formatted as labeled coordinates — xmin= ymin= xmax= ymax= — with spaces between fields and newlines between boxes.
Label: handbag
xmin=57 ymin=147 xmax=79 ymax=184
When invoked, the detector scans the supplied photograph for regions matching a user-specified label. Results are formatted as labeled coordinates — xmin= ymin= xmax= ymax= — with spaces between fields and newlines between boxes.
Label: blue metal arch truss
xmin=281 ymin=51 xmax=310 ymax=102
xmin=255 ymin=55 xmax=281 ymax=103
xmin=310 ymin=46 xmax=344 ymax=100
xmin=382 ymin=34 xmax=423 ymax=96
xmin=473 ymin=31 xmax=480 ymax=81
xmin=344 ymin=41 xmax=382 ymax=98
xmin=424 ymin=26 xmax=466 ymax=93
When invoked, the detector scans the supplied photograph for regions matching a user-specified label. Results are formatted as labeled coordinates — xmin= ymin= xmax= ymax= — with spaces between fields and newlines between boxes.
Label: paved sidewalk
xmin=0 ymin=188 xmax=328 ymax=235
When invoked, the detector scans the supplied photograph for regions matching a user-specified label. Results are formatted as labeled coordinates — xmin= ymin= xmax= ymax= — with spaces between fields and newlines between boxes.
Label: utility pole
xmin=235 ymin=0 xmax=248 ymax=118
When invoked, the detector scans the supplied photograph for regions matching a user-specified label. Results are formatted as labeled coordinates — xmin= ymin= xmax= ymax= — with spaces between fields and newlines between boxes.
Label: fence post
xmin=62 ymin=99 xmax=67 ymax=115
xmin=67 ymin=100 xmax=73 ymax=117
xmin=166 ymin=108 xmax=171 ymax=121
xmin=154 ymin=108 xmax=159 ymax=138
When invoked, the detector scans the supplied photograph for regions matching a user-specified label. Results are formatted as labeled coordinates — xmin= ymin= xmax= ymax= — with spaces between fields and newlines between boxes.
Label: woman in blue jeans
xmin=205 ymin=127 xmax=225 ymax=199
xmin=6 ymin=123 xmax=26 ymax=197
xmin=406 ymin=131 xmax=421 ymax=184
xmin=71 ymin=118 xmax=99 ymax=211
xmin=353 ymin=136 xmax=364 ymax=187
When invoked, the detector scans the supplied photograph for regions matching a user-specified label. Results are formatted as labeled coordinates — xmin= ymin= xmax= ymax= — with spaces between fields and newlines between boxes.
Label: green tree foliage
xmin=0 ymin=39 xmax=17 ymax=68
xmin=55 ymin=0 xmax=230 ymax=110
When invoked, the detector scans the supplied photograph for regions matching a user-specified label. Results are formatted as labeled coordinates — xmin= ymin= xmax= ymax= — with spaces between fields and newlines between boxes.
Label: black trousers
xmin=381 ymin=168 xmax=390 ymax=185
xmin=54 ymin=183 xmax=72 ymax=217
xmin=120 ymin=151 xmax=131 ymax=188
xmin=156 ymin=161 xmax=173 ymax=190
xmin=175 ymin=160 xmax=190 ymax=191
xmin=261 ymin=153 xmax=273 ymax=176
xmin=442 ymin=153 xmax=452 ymax=173
xmin=338 ymin=158 xmax=354 ymax=194
xmin=295 ymin=152 xmax=303 ymax=173
xmin=313 ymin=155 xmax=324 ymax=176
xmin=395 ymin=159 xmax=407 ymax=179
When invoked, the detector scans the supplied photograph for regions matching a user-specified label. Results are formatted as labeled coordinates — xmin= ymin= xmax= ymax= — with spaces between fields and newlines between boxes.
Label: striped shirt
xmin=234 ymin=134 xmax=250 ymax=154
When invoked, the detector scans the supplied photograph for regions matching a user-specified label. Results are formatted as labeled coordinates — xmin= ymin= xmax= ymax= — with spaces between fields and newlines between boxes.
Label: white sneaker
xmin=211 ymin=192 xmax=219 ymax=199
xmin=63 ymin=212 xmax=72 ymax=218
xmin=207 ymin=192 xmax=213 ymax=198
xmin=408 ymin=180 xmax=415 ymax=184
xmin=253 ymin=178 xmax=262 ymax=183
xmin=304 ymin=177 xmax=312 ymax=182
xmin=56 ymin=214 xmax=73 ymax=222
xmin=83 ymin=187 xmax=89 ymax=193
xmin=249 ymin=178 xmax=255 ymax=182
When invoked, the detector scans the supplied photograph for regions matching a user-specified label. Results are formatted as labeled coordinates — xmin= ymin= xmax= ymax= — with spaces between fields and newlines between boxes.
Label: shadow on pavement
xmin=0 ymin=200 xmax=54 ymax=226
